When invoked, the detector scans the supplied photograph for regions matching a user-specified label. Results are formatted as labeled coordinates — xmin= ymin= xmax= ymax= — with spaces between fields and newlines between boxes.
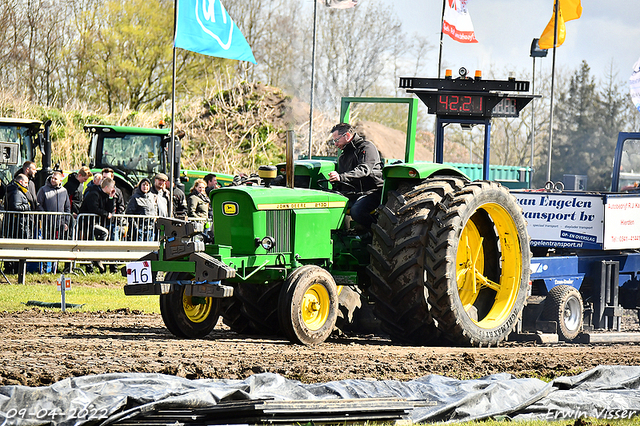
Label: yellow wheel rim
xmin=183 ymin=295 xmax=214 ymax=323
xmin=456 ymin=203 xmax=522 ymax=329
xmin=301 ymin=283 xmax=330 ymax=331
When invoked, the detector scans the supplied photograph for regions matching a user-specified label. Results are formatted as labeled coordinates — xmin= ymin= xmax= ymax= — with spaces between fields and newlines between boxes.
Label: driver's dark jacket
xmin=336 ymin=134 xmax=384 ymax=197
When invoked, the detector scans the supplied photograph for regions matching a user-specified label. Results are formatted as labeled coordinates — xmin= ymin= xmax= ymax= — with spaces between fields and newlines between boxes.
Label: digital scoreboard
xmin=398 ymin=68 xmax=535 ymax=180
xmin=399 ymin=72 xmax=533 ymax=119
xmin=436 ymin=94 xmax=484 ymax=115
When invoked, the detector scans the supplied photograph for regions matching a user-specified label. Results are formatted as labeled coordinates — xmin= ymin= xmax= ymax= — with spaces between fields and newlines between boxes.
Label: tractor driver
xmin=328 ymin=123 xmax=384 ymax=230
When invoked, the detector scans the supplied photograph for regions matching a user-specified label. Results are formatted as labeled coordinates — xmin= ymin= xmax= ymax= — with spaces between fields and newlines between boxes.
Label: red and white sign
xmin=443 ymin=0 xmax=478 ymax=43
xmin=57 ymin=277 xmax=71 ymax=291
xmin=604 ymin=196 xmax=640 ymax=250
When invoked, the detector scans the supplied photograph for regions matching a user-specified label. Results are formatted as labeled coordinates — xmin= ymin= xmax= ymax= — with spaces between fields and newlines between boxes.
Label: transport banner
xmin=513 ymin=192 xmax=604 ymax=249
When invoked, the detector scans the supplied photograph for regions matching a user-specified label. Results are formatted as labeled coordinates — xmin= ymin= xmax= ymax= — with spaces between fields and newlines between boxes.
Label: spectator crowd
xmin=1 ymin=163 xmax=218 ymax=273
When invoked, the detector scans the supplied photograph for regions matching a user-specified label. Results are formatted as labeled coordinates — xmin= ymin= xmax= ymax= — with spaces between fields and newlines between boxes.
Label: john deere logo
xmin=222 ymin=202 xmax=238 ymax=216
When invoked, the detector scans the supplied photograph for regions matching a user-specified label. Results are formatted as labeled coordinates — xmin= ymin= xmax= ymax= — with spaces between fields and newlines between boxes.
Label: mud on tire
xmin=160 ymin=272 xmax=220 ymax=339
xmin=366 ymin=177 xmax=467 ymax=345
xmin=221 ymin=282 xmax=282 ymax=336
xmin=425 ymin=181 xmax=531 ymax=346
xmin=278 ymin=265 xmax=338 ymax=345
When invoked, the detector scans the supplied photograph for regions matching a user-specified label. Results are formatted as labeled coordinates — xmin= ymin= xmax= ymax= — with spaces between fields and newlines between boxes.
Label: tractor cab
xmin=612 ymin=133 xmax=640 ymax=192
xmin=0 ymin=118 xmax=52 ymax=191
xmin=84 ymin=124 xmax=171 ymax=199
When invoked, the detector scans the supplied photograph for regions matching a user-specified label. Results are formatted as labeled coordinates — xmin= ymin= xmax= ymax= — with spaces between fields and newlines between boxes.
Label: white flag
xmin=325 ymin=0 xmax=358 ymax=9
xmin=630 ymin=57 xmax=640 ymax=114
xmin=443 ymin=0 xmax=478 ymax=43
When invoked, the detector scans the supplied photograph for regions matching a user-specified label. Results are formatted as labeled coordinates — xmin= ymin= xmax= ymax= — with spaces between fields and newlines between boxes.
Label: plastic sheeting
xmin=1 ymin=365 xmax=640 ymax=425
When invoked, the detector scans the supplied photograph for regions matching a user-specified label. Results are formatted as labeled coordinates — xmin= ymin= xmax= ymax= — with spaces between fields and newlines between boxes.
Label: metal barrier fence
xmin=0 ymin=211 xmax=211 ymax=243
xmin=0 ymin=211 xmax=211 ymax=282
xmin=0 ymin=212 xmax=171 ymax=242
xmin=75 ymin=213 xmax=160 ymax=242
xmin=1 ymin=211 xmax=73 ymax=240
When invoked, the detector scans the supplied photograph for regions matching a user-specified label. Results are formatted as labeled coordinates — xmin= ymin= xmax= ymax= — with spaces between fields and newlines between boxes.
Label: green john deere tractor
xmin=84 ymin=124 xmax=233 ymax=200
xmin=124 ymin=75 xmax=533 ymax=346
xmin=0 ymin=117 xmax=52 ymax=192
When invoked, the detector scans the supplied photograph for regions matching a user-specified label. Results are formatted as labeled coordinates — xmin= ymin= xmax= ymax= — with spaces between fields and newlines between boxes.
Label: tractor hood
xmin=213 ymin=186 xmax=348 ymax=211
xmin=211 ymin=186 xmax=348 ymax=258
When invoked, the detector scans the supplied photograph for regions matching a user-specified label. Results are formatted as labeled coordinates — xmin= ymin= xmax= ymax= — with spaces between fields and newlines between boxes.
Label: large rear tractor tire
xmin=221 ymin=282 xmax=282 ymax=336
xmin=278 ymin=265 xmax=338 ymax=345
xmin=425 ymin=181 xmax=531 ymax=346
xmin=159 ymin=272 xmax=220 ymax=339
xmin=542 ymin=285 xmax=583 ymax=341
xmin=367 ymin=177 xmax=467 ymax=345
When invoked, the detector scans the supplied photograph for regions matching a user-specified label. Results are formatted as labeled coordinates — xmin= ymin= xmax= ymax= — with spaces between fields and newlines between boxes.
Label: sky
xmin=386 ymin=0 xmax=640 ymax=84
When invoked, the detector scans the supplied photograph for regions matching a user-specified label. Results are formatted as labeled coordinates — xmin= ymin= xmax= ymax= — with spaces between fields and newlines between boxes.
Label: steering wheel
xmin=317 ymin=178 xmax=358 ymax=192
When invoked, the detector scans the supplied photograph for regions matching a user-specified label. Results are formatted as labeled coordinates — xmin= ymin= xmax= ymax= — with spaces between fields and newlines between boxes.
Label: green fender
xmin=381 ymin=162 xmax=468 ymax=203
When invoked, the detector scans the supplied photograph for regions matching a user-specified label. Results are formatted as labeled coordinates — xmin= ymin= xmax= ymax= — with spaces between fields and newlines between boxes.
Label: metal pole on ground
xmin=60 ymin=273 xmax=66 ymax=313
xmin=18 ymin=259 xmax=26 ymax=285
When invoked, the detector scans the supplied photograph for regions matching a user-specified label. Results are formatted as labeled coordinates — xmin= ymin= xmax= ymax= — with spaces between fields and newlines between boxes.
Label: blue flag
xmin=175 ymin=0 xmax=256 ymax=64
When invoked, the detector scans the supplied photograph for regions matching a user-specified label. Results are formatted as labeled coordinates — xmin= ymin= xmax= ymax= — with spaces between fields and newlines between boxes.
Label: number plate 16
xmin=126 ymin=261 xmax=152 ymax=285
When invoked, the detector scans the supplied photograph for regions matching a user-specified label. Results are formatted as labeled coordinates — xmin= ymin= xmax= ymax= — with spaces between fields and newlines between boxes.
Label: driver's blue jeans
xmin=349 ymin=190 xmax=382 ymax=229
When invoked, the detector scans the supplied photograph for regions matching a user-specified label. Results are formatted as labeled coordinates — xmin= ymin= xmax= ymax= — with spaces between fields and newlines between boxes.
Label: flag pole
xmin=433 ymin=0 xmax=446 ymax=163
xmin=530 ymin=54 xmax=536 ymax=189
xmin=546 ymin=0 xmax=559 ymax=183
xmin=168 ymin=0 xmax=178 ymax=217
xmin=437 ymin=0 xmax=446 ymax=79
xmin=308 ymin=0 xmax=319 ymax=159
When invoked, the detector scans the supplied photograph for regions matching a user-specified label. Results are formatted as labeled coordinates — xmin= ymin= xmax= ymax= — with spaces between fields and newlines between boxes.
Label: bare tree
xmin=227 ymin=0 xmax=306 ymax=93
xmin=312 ymin=2 xmax=404 ymax=111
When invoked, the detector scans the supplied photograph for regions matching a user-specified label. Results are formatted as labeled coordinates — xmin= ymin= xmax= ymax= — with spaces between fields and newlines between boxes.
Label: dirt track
xmin=3 ymin=309 xmax=640 ymax=388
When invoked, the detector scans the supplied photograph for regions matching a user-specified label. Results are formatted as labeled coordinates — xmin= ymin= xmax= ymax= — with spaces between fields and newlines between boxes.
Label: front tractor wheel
xmin=160 ymin=272 xmax=220 ymax=339
xmin=425 ymin=181 xmax=531 ymax=346
xmin=278 ymin=265 xmax=338 ymax=345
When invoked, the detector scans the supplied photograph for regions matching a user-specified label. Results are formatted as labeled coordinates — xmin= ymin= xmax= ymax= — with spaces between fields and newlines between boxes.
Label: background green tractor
xmin=84 ymin=124 xmax=233 ymax=201
xmin=0 ymin=117 xmax=52 ymax=192
xmin=85 ymin=124 xmax=171 ymax=200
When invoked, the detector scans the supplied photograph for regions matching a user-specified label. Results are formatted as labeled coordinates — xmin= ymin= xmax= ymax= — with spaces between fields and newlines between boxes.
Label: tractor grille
xmin=266 ymin=210 xmax=291 ymax=253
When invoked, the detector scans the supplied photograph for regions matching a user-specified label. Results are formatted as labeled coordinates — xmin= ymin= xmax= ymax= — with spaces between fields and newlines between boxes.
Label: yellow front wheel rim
xmin=183 ymin=295 xmax=214 ymax=323
xmin=456 ymin=203 xmax=522 ymax=329
xmin=301 ymin=284 xmax=330 ymax=331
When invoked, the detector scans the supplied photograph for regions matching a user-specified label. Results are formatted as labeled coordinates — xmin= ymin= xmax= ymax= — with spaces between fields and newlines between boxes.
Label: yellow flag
xmin=561 ymin=0 xmax=582 ymax=21
xmin=539 ymin=0 xmax=582 ymax=49
xmin=539 ymin=11 xmax=566 ymax=49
